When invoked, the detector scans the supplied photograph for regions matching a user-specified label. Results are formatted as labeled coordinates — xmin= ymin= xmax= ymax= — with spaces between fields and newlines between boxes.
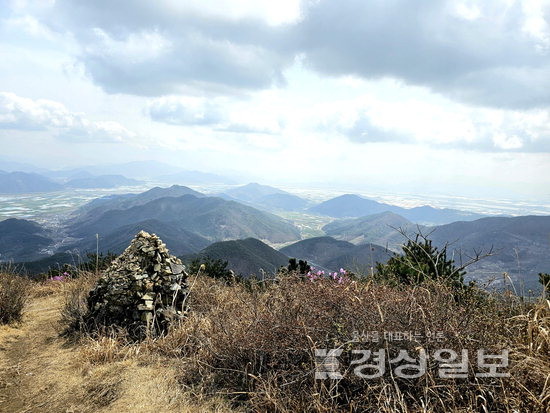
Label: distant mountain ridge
xmin=222 ymin=183 xmax=310 ymax=212
xmin=0 ymin=169 xmax=143 ymax=193
xmin=0 ymin=170 xmax=63 ymax=194
xmin=48 ymin=161 xmax=237 ymax=183
xmin=65 ymin=174 xmax=142 ymax=189
xmin=427 ymin=215 xmax=550 ymax=291
xmin=159 ymin=170 xmax=236 ymax=185
xmin=310 ymin=194 xmax=484 ymax=225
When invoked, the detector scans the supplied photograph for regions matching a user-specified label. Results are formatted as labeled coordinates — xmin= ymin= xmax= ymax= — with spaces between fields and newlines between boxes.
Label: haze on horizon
xmin=1 ymin=0 xmax=550 ymax=201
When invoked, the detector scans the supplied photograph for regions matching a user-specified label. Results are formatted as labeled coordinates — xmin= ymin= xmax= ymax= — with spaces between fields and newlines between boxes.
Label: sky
xmin=0 ymin=0 xmax=549 ymax=200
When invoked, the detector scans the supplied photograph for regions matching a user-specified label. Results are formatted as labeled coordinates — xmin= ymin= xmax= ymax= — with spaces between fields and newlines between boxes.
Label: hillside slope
xmin=190 ymin=237 xmax=289 ymax=276
xmin=0 ymin=218 xmax=53 ymax=262
xmin=69 ymin=195 xmax=301 ymax=244
xmin=323 ymin=211 xmax=414 ymax=250
xmin=281 ymin=236 xmax=391 ymax=272
xmin=428 ymin=215 xmax=550 ymax=291
xmin=67 ymin=219 xmax=210 ymax=256
xmin=71 ymin=185 xmax=204 ymax=223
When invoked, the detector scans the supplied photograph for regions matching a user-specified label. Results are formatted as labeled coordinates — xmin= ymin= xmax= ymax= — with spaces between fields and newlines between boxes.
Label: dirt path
xmin=0 ymin=294 xmax=69 ymax=413
xmin=0 ymin=290 xmax=231 ymax=413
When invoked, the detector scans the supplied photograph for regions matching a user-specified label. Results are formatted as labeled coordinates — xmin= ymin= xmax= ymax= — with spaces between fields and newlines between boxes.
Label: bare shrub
xmin=0 ymin=271 xmax=31 ymax=324
xmin=60 ymin=272 xmax=99 ymax=336
xmin=149 ymin=274 xmax=548 ymax=412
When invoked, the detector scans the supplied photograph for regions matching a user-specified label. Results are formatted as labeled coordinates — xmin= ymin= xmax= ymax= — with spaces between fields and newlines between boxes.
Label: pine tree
xmin=376 ymin=233 xmax=465 ymax=289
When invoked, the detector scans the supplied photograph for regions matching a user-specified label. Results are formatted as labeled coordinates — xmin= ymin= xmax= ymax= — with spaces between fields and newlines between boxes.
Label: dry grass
xmin=60 ymin=271 xmax=99 ymax=335
xmin=0 ymin=271 xmax=31 ymax=325
xmin=0 ymin=282 xmax=236 ymax=413
xmin=60 ymin=274 xmax=549 ymax=412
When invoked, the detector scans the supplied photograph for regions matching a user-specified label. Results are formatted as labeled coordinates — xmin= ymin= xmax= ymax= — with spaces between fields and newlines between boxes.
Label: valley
xmin=1 ymin=177 xmax=548 ymax=293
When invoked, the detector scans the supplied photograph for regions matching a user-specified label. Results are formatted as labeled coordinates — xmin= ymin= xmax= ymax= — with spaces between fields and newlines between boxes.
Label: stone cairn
xmin=86 ymin=231 xmax=188 ymax=339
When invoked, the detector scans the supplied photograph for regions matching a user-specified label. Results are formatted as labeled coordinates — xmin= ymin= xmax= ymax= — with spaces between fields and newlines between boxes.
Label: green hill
xmin=281 ymin=236 xmax=391 ymax=273
xmin=189 ymin=238 xmax=289 ymax=277
xmin=69 ymin=194 xmax=301 ymax=244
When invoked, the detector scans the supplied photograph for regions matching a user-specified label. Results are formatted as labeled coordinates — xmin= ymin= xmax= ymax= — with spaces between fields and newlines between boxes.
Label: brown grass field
xmin=0 ymin=272 xmax=549 ymax=412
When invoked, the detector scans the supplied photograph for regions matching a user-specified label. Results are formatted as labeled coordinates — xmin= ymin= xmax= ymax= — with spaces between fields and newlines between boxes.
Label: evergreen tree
xmin=376 ymin=233 xmax=466 ymax=289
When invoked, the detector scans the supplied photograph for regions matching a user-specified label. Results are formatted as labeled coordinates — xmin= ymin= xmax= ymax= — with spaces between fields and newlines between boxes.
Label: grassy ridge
xmin=59 ymin=273 xmax=549 ymax=412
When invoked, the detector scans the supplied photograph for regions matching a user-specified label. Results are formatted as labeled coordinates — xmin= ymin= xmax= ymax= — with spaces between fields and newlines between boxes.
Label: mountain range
xmin=0 ymin=170 xmax=143 ymax=193
xmin=71 ymin=185 xmax=204 ymax=225
xmin=324 ymin=213 xmax=550 ymax=291
xmin=64 ymin=174 xmax=143 ymax=189
xmin=0 ymin=171 xmax=63 ymax=194
xmin=427 ymin=215 xmax=550 ymax=291
xmin=67 ymin=193 xmax=301 ymax=244
xmin=0 ymin=160 xmax=241 ymax=193
xmin=1 ymin=181 xmax=548 ymax=293
xmin=310 ymin=194 xmax=485 ymax=225
xmin=68 ymin=219 xmax=210 ymax=257
xmin=220 ymin=183 xmax=311 ymax=212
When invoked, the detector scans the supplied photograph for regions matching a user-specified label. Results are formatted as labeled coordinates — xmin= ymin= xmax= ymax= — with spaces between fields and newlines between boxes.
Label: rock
xmin=86 ymin=230 xmax=189 ymax=339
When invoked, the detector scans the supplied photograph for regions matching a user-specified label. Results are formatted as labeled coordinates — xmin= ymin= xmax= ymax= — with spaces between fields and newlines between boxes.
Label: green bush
xmin=375 ymin=232 xmax=467 ymax=289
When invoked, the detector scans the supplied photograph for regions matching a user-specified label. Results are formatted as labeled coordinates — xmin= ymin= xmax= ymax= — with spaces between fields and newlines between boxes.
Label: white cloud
xmin=148 ymin=96 xmax=223 ymax=125
xmin=0 ymin=0 xmax=549 ymax=200
xmin=147 ymin=95 xmax=283 ymax=134
xmin=0 ymin=92 xmax=137 ymax=143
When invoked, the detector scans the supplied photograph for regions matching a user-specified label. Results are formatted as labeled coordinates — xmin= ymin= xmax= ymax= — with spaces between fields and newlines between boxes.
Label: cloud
xmin=322 ymin=94 xmax=550 ymax=152
xmin=26 ymin=0 xmax=292 ymax=96
xmin=148 ymin=96 xmax=223 ymax=125
xmin=18 ymin=0 xmax=550 ymax=109
xmin=293 ymin=0 xmax=550 ymax=109
xmin=147 ymin=95 xmax=283 ymax=134
xmin=0 ymin=92 xmax=137 ymax=143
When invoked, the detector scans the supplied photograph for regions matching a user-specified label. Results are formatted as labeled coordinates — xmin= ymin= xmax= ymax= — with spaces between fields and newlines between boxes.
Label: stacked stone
xmin=86 ymin=230 xmax=188 ymax=339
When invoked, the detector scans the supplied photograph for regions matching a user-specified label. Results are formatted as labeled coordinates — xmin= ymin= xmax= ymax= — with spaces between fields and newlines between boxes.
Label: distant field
xmin=274 ymin=211 xmax=333 ymax=239
xmin=0 ymin=185 xmax=154 ymax=224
